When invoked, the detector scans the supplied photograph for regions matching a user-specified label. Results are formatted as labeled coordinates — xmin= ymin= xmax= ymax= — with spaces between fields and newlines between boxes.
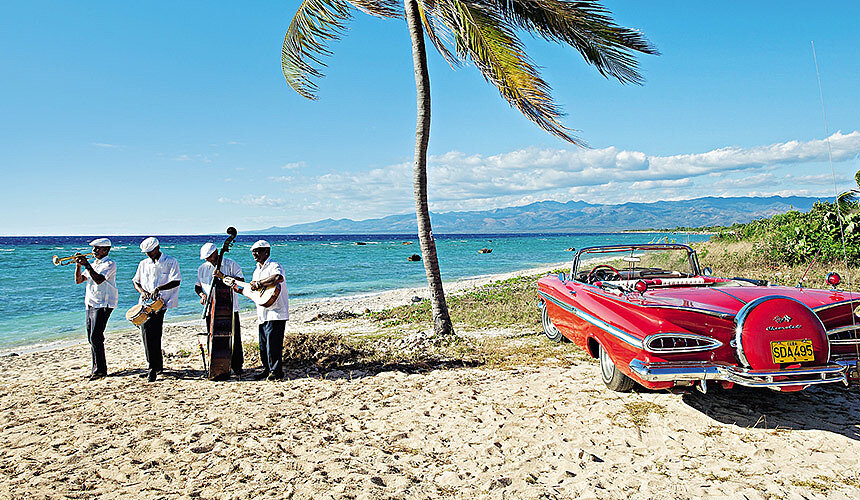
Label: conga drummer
xmin=131 ymin=237 xmax=181 ymax=382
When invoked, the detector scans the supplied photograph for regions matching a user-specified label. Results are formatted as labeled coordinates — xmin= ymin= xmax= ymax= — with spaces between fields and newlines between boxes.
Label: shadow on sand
xmin=682 ymin=384 xmax=860 ymax=441
xmin=109 ymin=357 xmax=484 ymax=383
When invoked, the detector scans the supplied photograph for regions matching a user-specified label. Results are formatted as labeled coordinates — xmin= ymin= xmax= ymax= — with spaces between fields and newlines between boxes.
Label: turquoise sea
xmin=0 ymin=232 xmax=708 ymax=351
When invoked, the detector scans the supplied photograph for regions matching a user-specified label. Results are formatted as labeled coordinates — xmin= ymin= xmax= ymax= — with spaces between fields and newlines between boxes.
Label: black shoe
xmin=88 ymin=372 xmax=106 ymax=381
xmin=253 ymin=371 xmax=270 ymax=381
xmin=233 ymin=368 xmax=244 ymax=376
xmin=147 ymin=370 xmax=157 ymax=382
xmin=267 ymin=372 xmax=283 ymax=381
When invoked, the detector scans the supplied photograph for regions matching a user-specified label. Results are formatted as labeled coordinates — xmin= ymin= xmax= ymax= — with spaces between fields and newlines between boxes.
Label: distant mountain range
xmin=255 ymin=196 xmax=825 ymax=234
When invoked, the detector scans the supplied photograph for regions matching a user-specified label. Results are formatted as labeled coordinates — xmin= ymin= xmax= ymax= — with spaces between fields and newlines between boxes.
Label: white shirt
xmin=196 ymin=257 xmax=244 ymax=313
xmin=251 ymin=258 xmax=289 ymax=323
xmin=82 ymin=257 xmax=118 ymax=309
xmin=133 ymin=254 xmax=182 ymax=309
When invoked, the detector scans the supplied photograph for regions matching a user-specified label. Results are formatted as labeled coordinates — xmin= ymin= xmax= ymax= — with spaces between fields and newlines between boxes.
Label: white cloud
xmin=174 ymin=153 xmax=213 ymax=163
xmin=218 ymin=195 xmax=288 ymax=207
xmin=629 ymin=178 xmax=694 ymax=190
xmin=232 ymin=132 xmax=860 ymax=222
xmin=283 ymin=161 xmax=306 ymax=170
xmin=92 ymin=142 xmax=124 ymax=149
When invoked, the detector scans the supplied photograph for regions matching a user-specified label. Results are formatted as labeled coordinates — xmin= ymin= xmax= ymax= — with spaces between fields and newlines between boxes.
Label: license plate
xmin=771 ymin=339 xmax=814 ymax=364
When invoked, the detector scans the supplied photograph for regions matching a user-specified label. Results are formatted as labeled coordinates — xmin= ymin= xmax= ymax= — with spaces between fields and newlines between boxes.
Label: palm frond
xmin=480 ymin=0 xmax=658 ymax=84
xmin=837 ymin=190 xmax=859 ymax=215
xmin=283 ymin=0 xmax=400 ymax=99
xmin=854 ymin=168 xmax=860 ymax=189
xmin=427 ymin=0 xmax=582 ymax=144
xmin=282 ymin=0 xmax=354 ymax=99
xmin=417 ymin=0 xmax=458 ymax=67
xmin=349 ymin=0 xmax=401 ymax=17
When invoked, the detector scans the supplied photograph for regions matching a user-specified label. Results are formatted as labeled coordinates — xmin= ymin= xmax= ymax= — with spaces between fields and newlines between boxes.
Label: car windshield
xmin=574 ymin=246 xmax=697 ymax=283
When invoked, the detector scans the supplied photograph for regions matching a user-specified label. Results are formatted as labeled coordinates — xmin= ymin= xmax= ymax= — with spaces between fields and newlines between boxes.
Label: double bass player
xmin=196 ymin=242 xmax=245 ymax=378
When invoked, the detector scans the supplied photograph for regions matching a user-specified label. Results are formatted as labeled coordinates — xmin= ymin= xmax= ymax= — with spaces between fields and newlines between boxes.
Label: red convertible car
xmin=538 ymin=243 xmax=860 ymax=392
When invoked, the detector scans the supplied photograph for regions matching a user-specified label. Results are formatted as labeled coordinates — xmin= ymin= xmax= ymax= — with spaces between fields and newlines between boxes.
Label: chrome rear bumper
xmin=629 ymin=358 xmax=852 ymax=388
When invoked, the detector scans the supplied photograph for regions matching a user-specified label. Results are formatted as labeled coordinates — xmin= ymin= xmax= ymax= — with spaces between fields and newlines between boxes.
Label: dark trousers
xmin=86 ymin=307 xmax=113 ymax=375
xmin=141 ymin=309 xmax=166 ymax=372
xmin=205 ymin=312 xmax=243 ymax=373
xmin=258 ymin=320 xmax=285 ymax=376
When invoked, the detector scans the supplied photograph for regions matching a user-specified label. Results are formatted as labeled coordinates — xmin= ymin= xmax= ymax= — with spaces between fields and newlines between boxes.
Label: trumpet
xmin=52 ymin=252 xmax=94 ymax=266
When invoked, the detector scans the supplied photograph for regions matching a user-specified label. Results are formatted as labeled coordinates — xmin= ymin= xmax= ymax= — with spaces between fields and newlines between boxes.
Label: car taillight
xmin=827 ymin=272 xmax=841 ymax=286
xmin=643 ymin=333 xmax=723 ymax=353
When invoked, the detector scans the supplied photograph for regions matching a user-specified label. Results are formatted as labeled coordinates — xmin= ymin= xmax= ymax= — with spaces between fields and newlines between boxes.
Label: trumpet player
xmin=73 ymin=238 xmax=118 ymax=380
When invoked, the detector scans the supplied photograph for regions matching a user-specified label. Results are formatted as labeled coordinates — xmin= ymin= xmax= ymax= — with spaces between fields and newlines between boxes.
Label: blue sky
xmin=1 ymin=1 xmax=859 ymax=235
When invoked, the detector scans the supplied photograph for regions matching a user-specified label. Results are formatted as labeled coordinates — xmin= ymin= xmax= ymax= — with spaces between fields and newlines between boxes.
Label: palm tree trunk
xmin=404 ymin=0 xmax=454 ymax=336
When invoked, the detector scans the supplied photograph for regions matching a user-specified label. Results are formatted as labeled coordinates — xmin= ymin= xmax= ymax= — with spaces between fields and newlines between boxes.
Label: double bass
xmin=205 ymin=226 xmax=238 ymax=380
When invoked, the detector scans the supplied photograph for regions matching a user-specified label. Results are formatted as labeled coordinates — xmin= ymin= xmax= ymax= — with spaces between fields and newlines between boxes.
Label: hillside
xmin=257 ymin=196 xmax=823 ymax=234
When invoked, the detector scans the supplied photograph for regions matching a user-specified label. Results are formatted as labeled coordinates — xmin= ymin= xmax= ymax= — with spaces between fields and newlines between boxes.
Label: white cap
xmin=250 ymin=240 xmax=271 ymax=251
xmin=89 ymin=237 xmax=111 ymax=247
xmin=140 ymin=237 xmax=159 ymax=253
xmin=200 ymin=242 xmax=217 ymax=259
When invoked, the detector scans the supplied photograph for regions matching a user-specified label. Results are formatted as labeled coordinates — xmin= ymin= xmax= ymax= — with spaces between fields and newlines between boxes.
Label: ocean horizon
xmin=0 ymin=232 xmax=708 ymax=351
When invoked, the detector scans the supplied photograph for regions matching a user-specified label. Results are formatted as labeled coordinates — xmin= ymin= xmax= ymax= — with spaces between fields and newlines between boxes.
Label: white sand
xmin=2 ymin=265 xmax=860 ymax=499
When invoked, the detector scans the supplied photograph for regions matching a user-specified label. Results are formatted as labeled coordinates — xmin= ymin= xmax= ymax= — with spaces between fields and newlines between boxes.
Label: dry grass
xmin=611 ymin=400 xmax=667 ymax=429
xmin=790 ymin=478 xmax=832 ymax=494
xmin=459 ymin=333 xmax=593 ymax=370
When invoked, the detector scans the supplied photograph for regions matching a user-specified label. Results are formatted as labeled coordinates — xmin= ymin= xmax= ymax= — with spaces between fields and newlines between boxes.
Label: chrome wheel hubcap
xmin=599 ymin=346 xmax=615 ymax=382
xmin=541 ymin=304 xmax=560 ymax=338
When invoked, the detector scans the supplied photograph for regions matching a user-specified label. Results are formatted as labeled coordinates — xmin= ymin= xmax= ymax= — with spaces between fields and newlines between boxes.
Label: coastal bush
xmin=713 ymin=201 xmax=860 ymax=266
xmin=282 ymin=331 xmax=367 ymax=369
xmin=694 ymin=239 xmax=859 ymax=290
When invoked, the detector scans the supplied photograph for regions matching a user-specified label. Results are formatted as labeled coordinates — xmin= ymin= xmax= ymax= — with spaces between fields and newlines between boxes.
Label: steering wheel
xmin=587 ymin=264 xmax=621 ymax=284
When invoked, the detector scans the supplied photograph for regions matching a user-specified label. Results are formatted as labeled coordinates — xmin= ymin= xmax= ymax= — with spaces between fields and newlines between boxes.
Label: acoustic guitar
xmin=222 ymin=276 xmax=281 ymax=307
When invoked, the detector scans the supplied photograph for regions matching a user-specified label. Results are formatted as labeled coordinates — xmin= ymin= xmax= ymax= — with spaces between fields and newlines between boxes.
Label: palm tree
xmin=837 ymin=169 xmax=860 ymax=215
xmin=282 ymin=0 xmax=657 ymax=336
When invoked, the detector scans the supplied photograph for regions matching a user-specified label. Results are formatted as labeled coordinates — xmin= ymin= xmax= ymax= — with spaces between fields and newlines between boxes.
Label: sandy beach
xmin=2 ymin=267 xmax=860 ymax=499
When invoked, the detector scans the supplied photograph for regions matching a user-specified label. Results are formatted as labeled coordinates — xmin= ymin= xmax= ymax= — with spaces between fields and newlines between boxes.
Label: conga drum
xmin=125 ymin=304 xmax=149 ymax=326
xmin=125 ymin=297 xmax=166 ymax=326
xmin=149 ymin=297 xmax=165 ymax=313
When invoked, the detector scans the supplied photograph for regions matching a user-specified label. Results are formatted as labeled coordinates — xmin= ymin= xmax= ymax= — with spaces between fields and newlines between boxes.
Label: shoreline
xmin=2 ymin=258 xmax=859 ymax=499
xmin=1 ymin=261 xmax=566 ymax=357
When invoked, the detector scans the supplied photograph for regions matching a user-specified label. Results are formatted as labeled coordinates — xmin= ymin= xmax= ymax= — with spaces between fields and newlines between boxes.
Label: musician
xmin=132 ymin=237 xmax=181 ymax=382
xmin=73 ymin=238 xmax=118 ymax=380
xmin=248 ymin=240 xmax=289 ymax=381
xmin=195 ymin=242 xmax=245 ymax=377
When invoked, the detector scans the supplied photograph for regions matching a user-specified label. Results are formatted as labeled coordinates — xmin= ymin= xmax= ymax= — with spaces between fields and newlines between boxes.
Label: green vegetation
xmin=682 ymin=200 xmax=860 ymax=291
xmin=369 ymin=274 xmax=561 ymax=331
xmin=712 ymin=201 xmax=860 ymax=266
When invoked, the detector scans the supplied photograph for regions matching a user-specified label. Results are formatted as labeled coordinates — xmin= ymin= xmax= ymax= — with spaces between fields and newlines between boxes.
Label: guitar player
xmin=248 ymin=240 xmax=289 ymax=381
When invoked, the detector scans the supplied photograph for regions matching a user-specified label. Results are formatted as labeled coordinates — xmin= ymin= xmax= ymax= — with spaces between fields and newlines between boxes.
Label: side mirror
xmin=558 ymin=272 xmax=567 ymax=283
xmin=701 ymin=267 xmax=713 ymax=276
